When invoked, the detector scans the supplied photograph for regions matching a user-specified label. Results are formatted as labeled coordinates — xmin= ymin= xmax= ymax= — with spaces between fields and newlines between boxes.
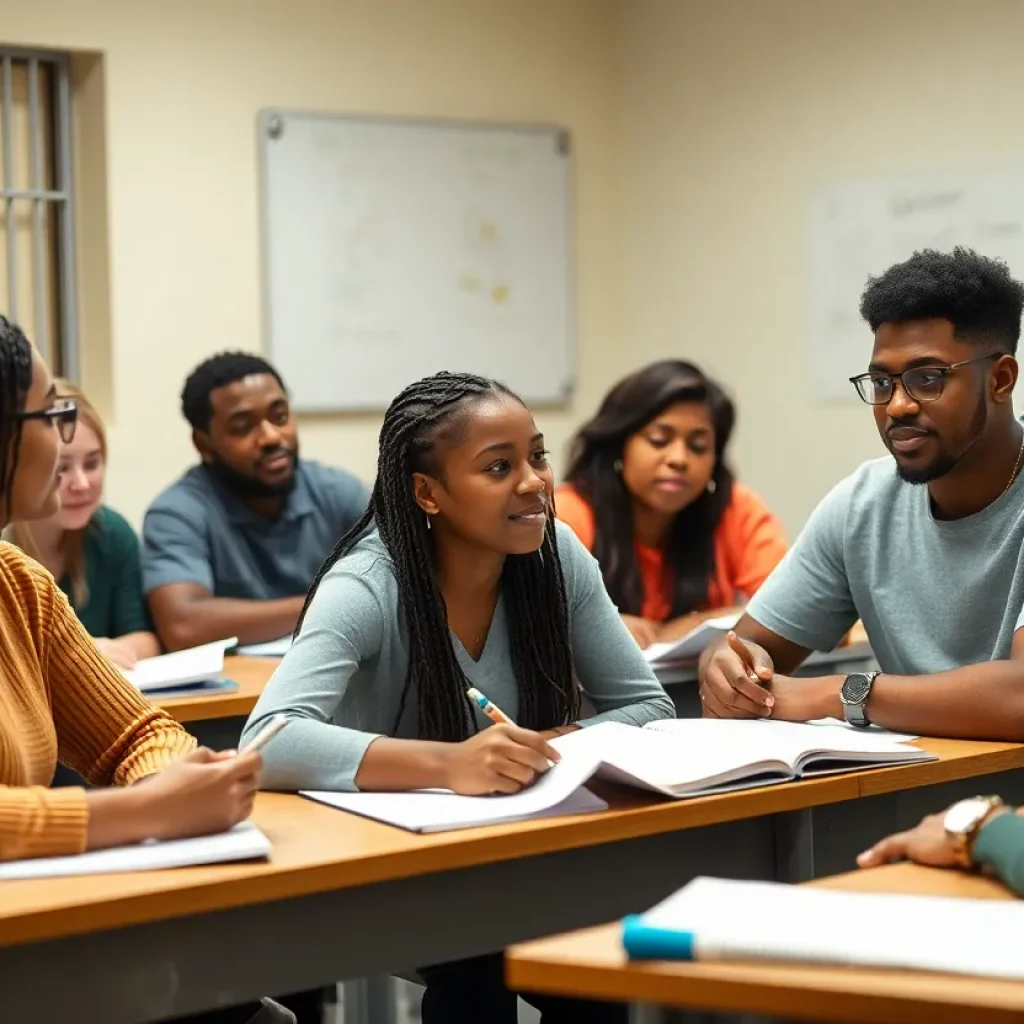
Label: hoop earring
xmin=425 ymin=514 xmax=433 ymax=530
xmin=613 ymin=459 xmax=623 ymax=474
xmin=706 ymin=479 xmax=717 ymax=494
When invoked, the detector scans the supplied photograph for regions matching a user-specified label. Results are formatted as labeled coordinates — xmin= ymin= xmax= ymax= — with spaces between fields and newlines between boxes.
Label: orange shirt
xmin=555 ymin=483 xmax=788 ymax=623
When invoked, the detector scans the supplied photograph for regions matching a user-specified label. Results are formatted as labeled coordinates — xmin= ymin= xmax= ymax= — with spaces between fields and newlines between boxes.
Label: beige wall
xmin=6 ymin=0 xmax=1024 ymax=534
xmin=618 ymin=0 xmax=1024 ymax=533
xmin=1 ymin=0 xmax=625 ymax=527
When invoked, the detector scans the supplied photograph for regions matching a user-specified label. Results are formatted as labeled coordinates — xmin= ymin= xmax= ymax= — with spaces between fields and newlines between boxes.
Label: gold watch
xmin=943 ymin=795 xmax=1004 ymax=868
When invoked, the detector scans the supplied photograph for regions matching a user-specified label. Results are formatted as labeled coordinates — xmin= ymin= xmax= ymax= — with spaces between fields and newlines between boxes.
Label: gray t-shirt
xmin=142 ymin=460 xmax=368 ymax=599
xmin=746 ymin=455 xmax=1024 ymax=674
xmin=242 ymin=520 xmax=674 ymax=791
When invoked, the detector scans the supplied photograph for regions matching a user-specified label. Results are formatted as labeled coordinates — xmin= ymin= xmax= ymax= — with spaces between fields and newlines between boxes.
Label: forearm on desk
xmin=794 ymin=662 xmax=1024 ymax=742
xmin=152 ymin=593 xmax=305 ymax=650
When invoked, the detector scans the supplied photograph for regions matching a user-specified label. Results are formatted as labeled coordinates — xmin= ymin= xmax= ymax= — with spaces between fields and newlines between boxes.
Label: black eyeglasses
xmin=849 ymin=355 xmax=1000 ymax=406
xmin=11 ymin=398 xmax=78 ymax=443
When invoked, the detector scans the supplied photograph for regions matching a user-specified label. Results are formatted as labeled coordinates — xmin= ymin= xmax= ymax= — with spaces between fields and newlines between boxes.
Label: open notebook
xmin=302 ymin=718 xmax=932 ymax=832
xmin=643 ymin=614 xmax=740 ymax=667
xmin=121 ymin=638 xmax=237 ymax=693
xmin=622 ymin=876 xmax=1024 ymax=980
xmin=0 ymin=821 xmax=270 ymax=880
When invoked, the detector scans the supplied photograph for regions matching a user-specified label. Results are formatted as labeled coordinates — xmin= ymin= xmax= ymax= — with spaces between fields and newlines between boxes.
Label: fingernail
xmin=857 ymin=850 xmax=873 ymax=863
xmin=764 ymin=695 xmax=775 ymax=707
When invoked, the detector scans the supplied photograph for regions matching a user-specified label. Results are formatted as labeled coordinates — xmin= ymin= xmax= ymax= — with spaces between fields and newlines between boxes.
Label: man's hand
xmin=699 ymin=632 xmax=775 ymax=718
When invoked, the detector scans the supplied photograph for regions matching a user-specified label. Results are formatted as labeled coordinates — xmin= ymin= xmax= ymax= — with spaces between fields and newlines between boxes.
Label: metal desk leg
xmin=342 ymin=976 xmax=396 ymax=1024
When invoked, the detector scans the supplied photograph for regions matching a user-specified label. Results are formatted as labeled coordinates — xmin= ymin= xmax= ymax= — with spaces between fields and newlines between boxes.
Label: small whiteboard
xmin=258 ymin=110 xmax=574 ymax=412
xmin=810 ymin=170 xmax=1024 ymax=398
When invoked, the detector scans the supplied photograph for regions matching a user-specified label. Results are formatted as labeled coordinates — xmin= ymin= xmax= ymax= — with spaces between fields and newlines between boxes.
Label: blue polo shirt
xmin=141 ymin=460 xmax=369 ymax=599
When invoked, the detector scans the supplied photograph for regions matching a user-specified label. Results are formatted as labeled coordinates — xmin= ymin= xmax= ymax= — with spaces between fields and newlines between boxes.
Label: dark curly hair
xmin=565 ymin=359 xmax=735 ymax=619
xmin=181 ymin=352 xmax=285 ymax=431
xmin=0 ymin=317 xmax=35 ymax=519
xmin=860 ymin=247 xmax=1024 ymax=355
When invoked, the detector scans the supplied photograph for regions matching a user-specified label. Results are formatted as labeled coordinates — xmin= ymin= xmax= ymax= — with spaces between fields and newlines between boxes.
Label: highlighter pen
xmin=466 ymin=687 xmax=516 ymax=726
xmin=240 ymin=714 xmax=289 ymax=754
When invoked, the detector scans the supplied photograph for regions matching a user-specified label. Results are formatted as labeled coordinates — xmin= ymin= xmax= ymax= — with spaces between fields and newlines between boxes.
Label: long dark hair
xmin=0 ymin=317 xmax=36 ymax=521
xmin=298 ymin=371 xmax=580 ymax=743
xmin=565 ymin=359 xmax=735 ymax=618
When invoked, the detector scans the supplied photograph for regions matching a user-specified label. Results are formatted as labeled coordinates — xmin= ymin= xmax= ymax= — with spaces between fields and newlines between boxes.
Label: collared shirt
xmin=141 ymin=460 xmax=369 ymax=599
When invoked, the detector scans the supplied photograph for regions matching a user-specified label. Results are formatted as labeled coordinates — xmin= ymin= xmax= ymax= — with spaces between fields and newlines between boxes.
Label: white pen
xmin=240 ymin=714 xmax=289 ymax=754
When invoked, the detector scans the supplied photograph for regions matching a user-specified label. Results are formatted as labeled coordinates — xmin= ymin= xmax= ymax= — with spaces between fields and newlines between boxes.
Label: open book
xmin=235 ymin=635 xmax=292 ymax=658
xmin=642 ymin=614 xmax=740 ymax=666
xmin=0 ymin=821 xmax=270 ymax=880
xmin=622 ymin=876 xmax=1024 ymax=980
xmin=121 ymin=638 xmax=237 ymax=693
xmin=301 ymin=718 xmax=933 ymax=832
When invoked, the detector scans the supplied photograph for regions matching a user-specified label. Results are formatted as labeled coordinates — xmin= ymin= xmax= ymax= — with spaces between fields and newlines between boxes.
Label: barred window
xmin=0 ymin=48 xmax=77 ymax=378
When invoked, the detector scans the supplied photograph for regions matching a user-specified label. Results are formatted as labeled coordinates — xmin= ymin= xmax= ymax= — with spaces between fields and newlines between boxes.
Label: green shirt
xmin=973 ymin=811 xmax=1024 ymax=897
xmin=59 ymin=505 xmax=151 ymax=639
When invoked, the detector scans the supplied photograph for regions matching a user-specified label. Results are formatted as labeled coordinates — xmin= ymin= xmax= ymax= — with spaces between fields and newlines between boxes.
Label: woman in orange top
xmin=0 ymin=315 xmax=260 ymax=864
xmin=560 ymin=359 xmax=787 ymax=649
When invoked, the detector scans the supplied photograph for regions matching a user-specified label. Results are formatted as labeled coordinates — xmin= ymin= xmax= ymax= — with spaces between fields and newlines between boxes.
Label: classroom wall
xmin=618 ymin=0 xmax=1024 ymax=533
xmin=2 ymin=0 xmax=625 ymax=527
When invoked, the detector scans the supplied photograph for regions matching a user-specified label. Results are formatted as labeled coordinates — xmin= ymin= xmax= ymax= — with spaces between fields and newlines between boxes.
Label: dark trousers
xmin=419 ymin=952 xmax=627 ymax=1024
xmin=165 ymin=987 xmax=325 ymax=1023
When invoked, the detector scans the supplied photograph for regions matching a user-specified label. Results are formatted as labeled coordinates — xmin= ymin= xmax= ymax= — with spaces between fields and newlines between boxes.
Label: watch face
xmin=944 ymin=798 xmax=991 ymax=834
xmin=841 ymin=673 xmax=872 ymax=703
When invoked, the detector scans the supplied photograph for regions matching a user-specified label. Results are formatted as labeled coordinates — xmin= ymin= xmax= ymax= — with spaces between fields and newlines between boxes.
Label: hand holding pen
xmin=436 ymin=688 xmax=560 ymax=795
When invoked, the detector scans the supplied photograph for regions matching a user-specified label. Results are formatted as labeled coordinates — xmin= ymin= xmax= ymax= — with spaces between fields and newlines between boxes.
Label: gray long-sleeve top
xmin=242 ymin=520 xmax=675 ymax=791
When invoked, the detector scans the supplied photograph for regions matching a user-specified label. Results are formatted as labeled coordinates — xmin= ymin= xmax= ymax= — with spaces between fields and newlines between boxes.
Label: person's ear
xmin=412 ymin=471 xmax=442 ymax=516
xmin=991 ymin=354 xmax=1019 ymax=405
xmin=193 ymin=429 xmax=215 ymax=464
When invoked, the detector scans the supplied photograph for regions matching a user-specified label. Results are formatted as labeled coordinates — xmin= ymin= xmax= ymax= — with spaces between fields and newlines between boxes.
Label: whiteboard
xmin=258 ymin=110 xmax=574 ymax=412
xmin=810 ymin=170 xmax=1024 ymax=398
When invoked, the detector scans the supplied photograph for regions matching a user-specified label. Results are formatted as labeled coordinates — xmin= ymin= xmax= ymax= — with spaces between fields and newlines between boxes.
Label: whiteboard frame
xmin=257 ymin=108 xmax=576 ymax=414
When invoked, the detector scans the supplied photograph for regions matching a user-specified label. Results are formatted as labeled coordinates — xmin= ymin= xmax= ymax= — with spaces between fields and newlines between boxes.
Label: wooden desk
xmin=6 ymin=735 xmax=1024 ymax=1023
xmin=507 ymin=863 xmax=1022 ymax=1023
xmin=155 ymin=655 xmax=276 ymax=724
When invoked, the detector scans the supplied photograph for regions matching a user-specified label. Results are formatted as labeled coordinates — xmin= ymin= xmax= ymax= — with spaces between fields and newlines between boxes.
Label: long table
xmin=8 ymin=735 xmax=1024 ymax=1023
xmin=507 ymin=861 xmax=1022 ymax=1022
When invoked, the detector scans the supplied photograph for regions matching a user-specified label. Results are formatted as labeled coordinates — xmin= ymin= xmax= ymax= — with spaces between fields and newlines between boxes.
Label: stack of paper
xmin=623 ymin=876 xmax=1024 ymax=980
xmin=0 ymin=821 xmax=270 ymax=880
xmin=122 ymin=638 xmax=237 ymax=693
xmin=642 ymin=614 xmax=740 ymax=666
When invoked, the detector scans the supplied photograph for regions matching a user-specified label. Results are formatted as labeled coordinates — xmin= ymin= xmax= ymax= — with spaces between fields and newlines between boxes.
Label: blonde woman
xmin=7 ymin=380 xmax=158 ymax=668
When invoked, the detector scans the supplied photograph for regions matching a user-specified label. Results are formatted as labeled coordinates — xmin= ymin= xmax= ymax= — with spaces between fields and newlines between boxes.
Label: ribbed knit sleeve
xmin=0 ymin=546 xmax=194 ymax=862
xmin=36 ymin=565 xmax=195 ymax=785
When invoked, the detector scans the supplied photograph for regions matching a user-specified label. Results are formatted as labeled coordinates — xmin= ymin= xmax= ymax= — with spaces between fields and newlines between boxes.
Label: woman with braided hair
xmin=243 ymin=370 xmax=672 ymax=1022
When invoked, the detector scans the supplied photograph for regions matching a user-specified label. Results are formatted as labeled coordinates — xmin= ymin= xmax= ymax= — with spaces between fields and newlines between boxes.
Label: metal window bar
xmin=0 ymin=48 xmax=77 ymax=377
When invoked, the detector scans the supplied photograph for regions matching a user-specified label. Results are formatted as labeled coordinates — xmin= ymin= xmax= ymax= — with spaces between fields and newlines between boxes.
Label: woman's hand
xmin=93 ymin=637 xmax=140 ymax=670
xmin=621 ymin=614 xmax=660 ymax=650
xmin=441 ymin=724 xmax=560 ymax=795
xmin=86 ymin=747 xmax=262 ymax=851
xmin=138 ymin=747 xmax=261 ymax=839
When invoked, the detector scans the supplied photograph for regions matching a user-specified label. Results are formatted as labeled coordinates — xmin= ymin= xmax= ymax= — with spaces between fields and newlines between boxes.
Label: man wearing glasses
xmin=699 ymin=247 xmax=1024 ymax=742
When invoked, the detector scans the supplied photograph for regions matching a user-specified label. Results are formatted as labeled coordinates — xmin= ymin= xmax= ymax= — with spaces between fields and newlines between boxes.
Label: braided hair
xmin=297 ymin=371 xmax=580 ymax=743
xmin=0 ymin=317 xmax=36 ymax=520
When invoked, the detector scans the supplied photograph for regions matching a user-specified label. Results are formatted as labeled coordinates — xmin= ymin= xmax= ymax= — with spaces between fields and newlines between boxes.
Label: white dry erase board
xmin=809 ymin=170 xmax=1024 ymax=399
xmin=258 ymin=110 xmax=575 ymax=412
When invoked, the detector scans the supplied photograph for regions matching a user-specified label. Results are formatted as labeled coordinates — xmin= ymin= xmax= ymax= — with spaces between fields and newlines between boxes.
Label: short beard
xmin=893 ymin=395 xmax=987 ymax=485
xmin=204 ymin=453 xmax=296 ymax=499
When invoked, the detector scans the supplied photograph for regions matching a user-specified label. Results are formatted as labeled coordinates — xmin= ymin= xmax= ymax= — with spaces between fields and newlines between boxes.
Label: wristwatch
xmin=944 ymin=795 xmax=1005 ymax=868
xmin=839 ymin=670 xmax=880 ymax=728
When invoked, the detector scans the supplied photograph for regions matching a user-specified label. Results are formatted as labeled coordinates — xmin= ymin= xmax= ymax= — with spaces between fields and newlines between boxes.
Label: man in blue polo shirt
xmin=143 ymin=351 xmax=368 ymax=652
